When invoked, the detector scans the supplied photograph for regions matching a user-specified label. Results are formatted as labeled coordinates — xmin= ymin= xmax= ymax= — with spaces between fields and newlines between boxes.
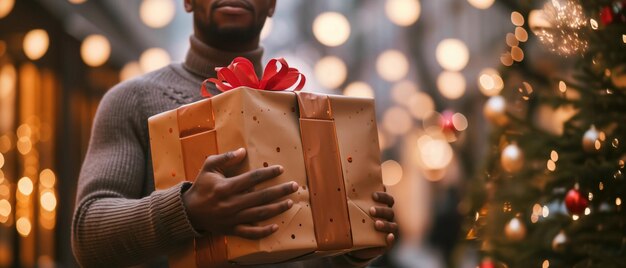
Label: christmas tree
xmin=468 ymin=0 xmax=626 ymax=267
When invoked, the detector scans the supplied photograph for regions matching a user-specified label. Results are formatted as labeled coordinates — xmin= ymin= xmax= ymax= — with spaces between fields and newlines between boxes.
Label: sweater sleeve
xmin=71 ymin=81 xmax=198 ymax=267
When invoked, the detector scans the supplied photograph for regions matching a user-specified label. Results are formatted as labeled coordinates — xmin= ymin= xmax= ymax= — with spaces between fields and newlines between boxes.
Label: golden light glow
xmin=0 ymin=63 xmax=16 ymax=99
xmin=501 ymin=143 xmax=524 ymax=173
xmin=140 ymin=48 xmax=171 ymax=73
xmin=385 ymin=0 xmax=421 ymax=26
xmin=377 ymin=50 xmax=409 ymax=82
xmin=314 ymin=56 xmax=347 ymax=89
xmin=40 ymin=169 xmax=56 ymax=188
xmin=140 ymin=0 xmax=176 ymax=28
xmin=551 ymin=150 xmax=559 ymax=161
xmin=260 ymin=17 xmax=273 ymax=40
xmin=0 ymin=199 xmax=10 ymax=218
xmin=16 ymin=137 xmax=31 ymax=155
xmin=572 ymin=215 xmax=579 ymax=221
xmin=437 ymin=71 xmax=466 ymax=100
xmin=500 ymin=52 xmax=513 ymax=66
xmin=515 ymin=27 xmax=528 ymax=42
xmin=23 ymin=29 xmax=49 ymax=60
xmin=16 ymin=124 xmax=31 ymax=138
xmin=16 ymin=217 xmax=31 ymax=237
xmin=617 ymin=198 xmax=622 ymax=206
xmin=68 ymin=0 xmax=87 ymax=3
xmin=543 ymin=260 xmax=550 ymax=268
xmin=381 ymin=160 xmax=403 ymax=186
xmin=623 ymin=34 xmax=626 ymax=44
xmin=408 ymin=92 xmax=434 ymax=120
xmin=478 ymin=68 xmax=504 ymax=96
xmin=0 ymin=153 xmax=3 ymax=169
xmin=436 ymin=39 xmax=469 ymax=71
xmin=528 ymin=9 xmax=550 ymax=31
xmin=558 ymin=81 xmax=567 ymax=93
xmin=17 ymin=177 xmax=33 ymax=196
xmin=542 ymin=205 xmax=549 ymax=217
xmin=313 ymin=12 xmax=350 ymax=47
xmin=391 ymin=80 xmax=418 ymax=106
xmin=547 ymin=159 xmax=556 ymax=171
xmin=0 ymin=184 xmax=8 ymax=197
xmin=0 ymin=0 xmax=14 ymax=19
xmin=81 ymin=35 xmax=111 ymax=67
xmin=452 ymin=113 xmax=468 ymax=131
xmin=417 ymin=135 xmax=453 ymax=170
xmin=343 ymin=81 xmax=374 ymax=98
xmin=506 ymin=33 xmax=519 ymax=47
xmin=120 ymin=61 xmax=143 ymax=82
xmin=467 ymin=0 xmax=494 ymax=9
xmin=40 ymin=192 xmax=57 ymax=212
xmin=511 ymin=46 xmax=524 ymax=62
xmin=511 ymin=11 xmax=524 ymax=26
xmin=383 ymin=107 xmax=413 ymax=135
xmin=484 ymin=95 xmax=508 ymax=125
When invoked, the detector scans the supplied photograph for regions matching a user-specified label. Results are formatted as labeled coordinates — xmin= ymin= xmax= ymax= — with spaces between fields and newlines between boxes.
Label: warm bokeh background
xmin=0 ymin=0 xmax=547 ymax=267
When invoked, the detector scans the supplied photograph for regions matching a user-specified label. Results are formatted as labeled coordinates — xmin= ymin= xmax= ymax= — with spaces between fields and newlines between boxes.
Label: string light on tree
xmin=552 ymin=230 xmax=567 ymax=251
xmin=0 ymin=0 xmax=14 ymax=19
xmin=478 ymin=68 xmax=504 ymax=96
xmin=531 ymin=0 xmax=589 ymax=56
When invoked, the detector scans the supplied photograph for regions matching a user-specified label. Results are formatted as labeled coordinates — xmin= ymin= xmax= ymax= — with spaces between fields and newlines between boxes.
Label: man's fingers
xmin=373 ymin=191 xmax=395 ymax=207
xmin=374 ymin=220 xmax=398 ymax=234
xmin=235 ymin=199 xmax=294 ymax=223
xmin=202 ymin=148 xmax=246 ymax=173
xmin=227 ymin=165 xmax=284 ymax=193
xmin=232 ymin=224 xmax=279 ymax=240
xmin=232 ymin=181 xmax=298 ymax=210
xmin=386 ymin=233 xmax=395 ymax=246
xmin=369 ymin=206 xmax=395 ymax=221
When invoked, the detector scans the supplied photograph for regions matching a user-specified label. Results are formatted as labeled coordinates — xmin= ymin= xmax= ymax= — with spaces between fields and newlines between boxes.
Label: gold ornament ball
xmin=504 ymin=217 xmax=526 ymax=241
xmin=551 ymin=230 xmax=567 ymax=251
xmin=582 ymin=125 xmax=601 ymax=153
xmin=501 ymin=143 xmax=524 ymax=173
xmin=484 ymin=95 xmax=508 ymax=126
xmin=611 ymin=64 xmax=626 ymax=89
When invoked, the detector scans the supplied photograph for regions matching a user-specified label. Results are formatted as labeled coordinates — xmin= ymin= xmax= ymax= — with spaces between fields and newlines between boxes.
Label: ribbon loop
xmin=203 ymin=57 xmax=306 ymax=97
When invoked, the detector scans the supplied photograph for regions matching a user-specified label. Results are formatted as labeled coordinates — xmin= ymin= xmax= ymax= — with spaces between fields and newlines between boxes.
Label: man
xmin=71 ymin=0 xmax=397 ymax=266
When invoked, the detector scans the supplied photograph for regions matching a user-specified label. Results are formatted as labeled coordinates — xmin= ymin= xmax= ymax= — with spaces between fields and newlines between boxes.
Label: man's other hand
xmin=182 ymin=148 xmax=298 ymax=239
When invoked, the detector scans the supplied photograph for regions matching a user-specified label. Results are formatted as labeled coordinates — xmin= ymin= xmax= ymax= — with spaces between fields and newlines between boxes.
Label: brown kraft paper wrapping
xmin=147 ymin=87 xmax=386 ymax=266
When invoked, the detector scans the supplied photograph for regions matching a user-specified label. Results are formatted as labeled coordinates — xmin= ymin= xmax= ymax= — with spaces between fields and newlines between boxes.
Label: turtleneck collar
xmin=183 ymin=35 xmax=264 ymax=80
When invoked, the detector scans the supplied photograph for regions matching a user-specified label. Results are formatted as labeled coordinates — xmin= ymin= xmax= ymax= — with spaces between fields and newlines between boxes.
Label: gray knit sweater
xmin=71 ymin=36 xmax=372 ymax=267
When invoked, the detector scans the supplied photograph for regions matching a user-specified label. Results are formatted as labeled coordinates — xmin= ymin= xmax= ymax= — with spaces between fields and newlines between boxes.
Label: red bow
xmin=201 ymin=57 xmax=306 ymax=98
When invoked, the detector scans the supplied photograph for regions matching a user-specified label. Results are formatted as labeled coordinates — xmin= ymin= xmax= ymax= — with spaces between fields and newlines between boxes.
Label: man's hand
xmin=346 ymin=190 xmax=398 ymax=261
xmin=182 ymin=148 xmax=298 ymax=239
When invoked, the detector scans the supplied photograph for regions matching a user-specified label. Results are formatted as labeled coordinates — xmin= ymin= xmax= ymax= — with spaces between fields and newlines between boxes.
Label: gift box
xmin=148 ymin=58 xmax=386 ymax=266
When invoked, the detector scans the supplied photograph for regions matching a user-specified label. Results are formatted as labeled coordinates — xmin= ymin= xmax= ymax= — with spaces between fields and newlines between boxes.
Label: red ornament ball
xmin=439 ymin=110 xmax=456 ymax=133
xmin=600 ymin=6 xmax=615 ymax=25
xmin=565 ymin=188 xmax=588 ymax=215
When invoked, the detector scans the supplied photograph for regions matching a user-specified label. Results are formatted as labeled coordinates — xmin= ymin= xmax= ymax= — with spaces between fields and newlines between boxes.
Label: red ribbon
xmin=201 ymin=57 xmax=306 ymax=98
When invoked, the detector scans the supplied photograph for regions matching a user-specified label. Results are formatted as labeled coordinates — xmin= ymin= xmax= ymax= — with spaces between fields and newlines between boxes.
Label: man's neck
xmin=194 ymin=32 xmax=260 ymax=53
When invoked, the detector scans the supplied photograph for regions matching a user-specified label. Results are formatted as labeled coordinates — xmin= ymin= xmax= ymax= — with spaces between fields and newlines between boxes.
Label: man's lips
xmin=213 ymin=0 xmax=253 ymax=15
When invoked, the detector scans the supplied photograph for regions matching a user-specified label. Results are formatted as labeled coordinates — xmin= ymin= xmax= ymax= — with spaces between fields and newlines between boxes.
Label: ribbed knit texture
xmin=71 ymin=36 xmax=375 ymax=267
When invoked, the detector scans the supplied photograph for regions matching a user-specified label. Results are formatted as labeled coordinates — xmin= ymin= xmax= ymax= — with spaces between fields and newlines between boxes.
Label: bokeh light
xmin=17 ymin=177 xmax=33 ymax=196
xmin=511 ymin=11 xmax=524 ymax=26
xmin=314 ymin=56 xmax=347 ymax=89
xmin=0 ymin=0 xmax=14 ymax=19
xmin=417 ymin=135 xmax=453 ymax=170
xmin=16 ymin=217 xmax=31 ymax=237
xmin=81 ymin=35 xmax=111 ymax=67
xmin=140 ymin=0 xmax=176 ymax=28
xmin=381 ymin=160 xmax=403 ymax=186
xmin=383 ymin=106 xmax=413 ymax=135
xmin=467 ymin=0 xmax=494 ymax=9
xmin=377 ymin=50 xmax=409 ymax=82
xmin=23 ymin=29 xmax=49 ymax=60
xmin=313 ymin=12 xmax=350 ymax=47
xmin=408 ymin=92 xmax=435 ymax=120
xmin=391 ymin=80 xmax=418 ymax=106
xmin=120 ymin=61 xmax=143 ymax=82
xmin=452 ymin=113 xmax=468 ymax=131
xmin=40 ymin=191 xmax=57 ymax=212
xmin=140 ymin=48 xmax=171 ymax=73
xmin=385 ymin=0 xmax=421 ymax=26
xmin=40 ymin=169 xmax=56 ymax=188
xmin=343 ymin=81 xmax=374 ymax=98
xmin=478 ymin=68 xmax=504 ymax=96
xmin=0 ymin=199 xmax=10 ymax=218
xmin=436 ymin=39 xmax=469 ymax=71
xmin=68 ymin=0 xmax=86 ymax=3
xmin=437 ymin=71 xmax=466 ymax=99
